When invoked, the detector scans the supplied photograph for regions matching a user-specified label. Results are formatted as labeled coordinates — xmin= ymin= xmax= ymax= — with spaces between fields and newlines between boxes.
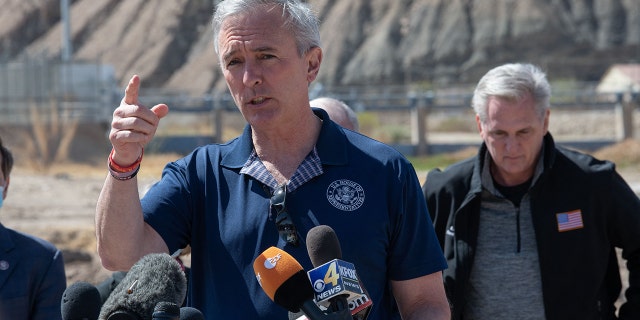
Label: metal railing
xmin=2 ymin=58 xmax=638 ymax=156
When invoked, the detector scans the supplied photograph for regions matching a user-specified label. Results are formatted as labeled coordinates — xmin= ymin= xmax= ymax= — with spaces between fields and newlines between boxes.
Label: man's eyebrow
xmin=222 ymin=46 xmax=276 ymax=63
xmin=489 ymin=126 xmax=534 ymax=134
xmin=222 ymin=49 xmax=238 ymax=64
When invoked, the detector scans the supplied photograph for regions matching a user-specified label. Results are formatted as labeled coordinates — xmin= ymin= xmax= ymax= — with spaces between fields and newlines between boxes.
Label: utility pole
xmin=61 ymin=0 xmax=72 ymax=62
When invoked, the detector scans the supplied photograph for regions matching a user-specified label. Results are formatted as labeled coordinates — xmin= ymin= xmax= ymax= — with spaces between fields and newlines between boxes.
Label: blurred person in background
xmin=94 ymin=0 xmax=449 ymax=318
xmin=310 ymin=96 xmax=359 ymax=131
xmin=0 ymin=136 xmax=67 ymax=320
xmin=423 ymin=62 xmax=640 ymax=319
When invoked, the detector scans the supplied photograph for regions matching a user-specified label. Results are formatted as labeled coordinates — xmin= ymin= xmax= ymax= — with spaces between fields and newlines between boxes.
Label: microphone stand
xmin=323 ymin=308 xmax=352 ymax=320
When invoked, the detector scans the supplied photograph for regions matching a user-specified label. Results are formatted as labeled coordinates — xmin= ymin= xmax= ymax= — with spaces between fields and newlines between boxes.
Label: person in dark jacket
xmin=422 ymin=62 xmax=640 ymax=320
xmin=0 ymin=136 xmax=67 ymax=320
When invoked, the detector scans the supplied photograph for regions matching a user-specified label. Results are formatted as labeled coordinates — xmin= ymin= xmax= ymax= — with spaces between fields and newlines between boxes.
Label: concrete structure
xmin=597 ymin=64 xmax=640 ymax=94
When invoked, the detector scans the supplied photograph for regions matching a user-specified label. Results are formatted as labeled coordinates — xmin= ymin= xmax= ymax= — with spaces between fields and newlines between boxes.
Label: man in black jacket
xmin=423 ymin=63 xmax=640 ymax=319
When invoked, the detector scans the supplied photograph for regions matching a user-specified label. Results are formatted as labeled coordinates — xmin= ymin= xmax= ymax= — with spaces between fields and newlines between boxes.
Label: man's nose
xmin=505 ymin=135 xmax=517 ymax=151
xmin=243 ymin=62 xmax=262 ymax=87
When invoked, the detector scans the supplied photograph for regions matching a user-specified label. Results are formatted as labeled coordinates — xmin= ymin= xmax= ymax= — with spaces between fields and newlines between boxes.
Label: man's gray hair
xmin=472 ymin=63 xmax=551 ymax=123
xmin=212 ymin=0 xmax=321 ymax=58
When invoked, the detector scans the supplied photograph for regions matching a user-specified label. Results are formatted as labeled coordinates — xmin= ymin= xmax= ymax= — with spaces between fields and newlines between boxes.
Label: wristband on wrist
xmin=108 ymin=162 xmax=140 ymax=181
xmin=109 ymin=148 xmax=143 ymax=173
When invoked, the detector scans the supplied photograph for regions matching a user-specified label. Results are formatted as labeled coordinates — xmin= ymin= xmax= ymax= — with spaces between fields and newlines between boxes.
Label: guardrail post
xmin=209 ymin=96 xmax=223 ymax=143
xmin=615 ymin=92 xmax=634 ymax=140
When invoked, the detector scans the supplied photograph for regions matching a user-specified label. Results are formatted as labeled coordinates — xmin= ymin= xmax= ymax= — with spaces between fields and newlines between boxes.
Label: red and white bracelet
xmin=108 ymin=148 xmax=143 ymax=180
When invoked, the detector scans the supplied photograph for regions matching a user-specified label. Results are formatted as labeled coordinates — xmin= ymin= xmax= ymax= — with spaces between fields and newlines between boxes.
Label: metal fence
xmin=2 ymin=58 xmax=638 ymax=156
xmin=0 ymin=57 xmax=117 ymax=125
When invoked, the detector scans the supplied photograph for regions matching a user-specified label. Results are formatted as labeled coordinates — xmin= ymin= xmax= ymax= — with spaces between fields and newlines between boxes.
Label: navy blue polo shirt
xmin=142 ymin=109 xmax=446 ymax=320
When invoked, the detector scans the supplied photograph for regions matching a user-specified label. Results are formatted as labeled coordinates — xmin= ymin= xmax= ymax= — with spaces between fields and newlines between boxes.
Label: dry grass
xmin=592 ymin=139 xmax=640 ymax=168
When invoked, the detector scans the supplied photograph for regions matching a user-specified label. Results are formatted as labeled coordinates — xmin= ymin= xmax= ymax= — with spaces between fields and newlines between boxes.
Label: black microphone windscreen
xmin=152 ymin=301 xmax=179 ymax=319
xmin=104 ymin=310 xmax=137 ymax=320
xmin=179 ymin=307 xmax=204 ymax=320
xmin=61 ymin=281 xmax=102 ymax=320
xmin=306 ymin=225 xmax=342 ymax=267
xmin=99 ymin=253 xmax=187 ymax=320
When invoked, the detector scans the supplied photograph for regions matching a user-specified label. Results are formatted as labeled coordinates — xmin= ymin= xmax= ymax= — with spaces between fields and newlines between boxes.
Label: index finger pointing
xmin=123 ymin=75 xmax=141 ymax=105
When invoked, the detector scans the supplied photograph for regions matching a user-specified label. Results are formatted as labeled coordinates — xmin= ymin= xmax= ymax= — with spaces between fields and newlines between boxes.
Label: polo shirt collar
xmin=220 ymin=108 xmax=349 ymax=169
xmin=312 ymin=107 xmax=349 ymax=166
xmin=220 ymin=124 xmax=254 ymax=169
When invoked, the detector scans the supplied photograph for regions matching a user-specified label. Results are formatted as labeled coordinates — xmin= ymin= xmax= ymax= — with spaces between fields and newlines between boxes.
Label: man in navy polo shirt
xmin=95 ymin=0 xmax=449 ymax=319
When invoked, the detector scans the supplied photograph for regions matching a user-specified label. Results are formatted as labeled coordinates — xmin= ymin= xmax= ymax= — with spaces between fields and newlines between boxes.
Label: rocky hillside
xmin=1 ymin=0 xmax=638 ymax=95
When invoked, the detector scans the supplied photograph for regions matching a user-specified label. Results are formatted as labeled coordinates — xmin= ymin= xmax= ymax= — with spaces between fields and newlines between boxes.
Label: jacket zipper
xmin=515 ymin=206 xmax=521 ymax=253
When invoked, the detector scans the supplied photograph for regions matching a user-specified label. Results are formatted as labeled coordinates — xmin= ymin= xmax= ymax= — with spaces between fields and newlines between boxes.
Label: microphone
xmin=179 ymin=307 xmax=204 ymax=320
xmin=306 ymin=225 xmax=372 ymax=320
xmin=99 ymin=253 xmax=187 ymax=320
xmin=253 ymin=246 xmax=349 ymax=320
xmin=152 ymin=302 xmax=179 ymax=320
xmin=61 ymin=281 xmax=102 ymax=320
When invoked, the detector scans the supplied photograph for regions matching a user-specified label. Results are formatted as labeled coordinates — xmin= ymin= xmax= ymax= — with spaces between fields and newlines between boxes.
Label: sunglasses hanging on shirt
xmin=270 ymin=184 xmax=299 ymax=246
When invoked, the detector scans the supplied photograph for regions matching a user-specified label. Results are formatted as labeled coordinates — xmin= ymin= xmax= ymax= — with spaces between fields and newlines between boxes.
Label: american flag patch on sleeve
xmin=556 ymin=210 xmax=584 ymax=232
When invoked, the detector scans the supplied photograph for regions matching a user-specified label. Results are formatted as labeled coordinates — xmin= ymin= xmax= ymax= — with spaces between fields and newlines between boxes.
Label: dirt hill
xmin=0 ymin=0 xmax=638 ymax=95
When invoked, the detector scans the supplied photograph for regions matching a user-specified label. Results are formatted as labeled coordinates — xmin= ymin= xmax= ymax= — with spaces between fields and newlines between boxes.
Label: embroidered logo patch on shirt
xmin=326 ymin=179 xmax=365 ymax=211
xmin=556 ymin=210 xmax=584 ymax=232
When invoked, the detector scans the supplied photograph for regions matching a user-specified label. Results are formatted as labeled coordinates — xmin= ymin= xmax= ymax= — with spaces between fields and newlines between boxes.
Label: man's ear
xmin=306 ymin=47 xmax=322 ymax=83
xmin=543 ymin=108 xmax=550 ymax=135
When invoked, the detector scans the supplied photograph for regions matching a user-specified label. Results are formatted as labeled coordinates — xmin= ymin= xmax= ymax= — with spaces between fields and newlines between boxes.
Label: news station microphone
xmin=306 ymin=225 xmax=372 ymax=320
xmin=61 ymin=281 xmax=102 ymax=320
xmin=253 ymin=246 xmax=350 ymax=320
xmin=98 ymin=253 xmax=187 ymax=320
xmin=179 ymin=307 xmax=204 ymax=320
